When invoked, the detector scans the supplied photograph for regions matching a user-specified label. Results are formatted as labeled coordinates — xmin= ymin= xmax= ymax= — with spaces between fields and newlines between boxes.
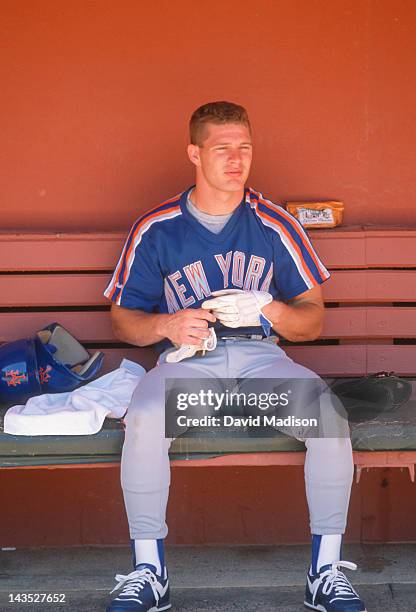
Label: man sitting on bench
xmin=104 ymin=101 xmax=365 ymax=612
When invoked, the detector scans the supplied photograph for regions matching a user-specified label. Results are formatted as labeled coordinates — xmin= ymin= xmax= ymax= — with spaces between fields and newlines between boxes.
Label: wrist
xmin=262 ymin=300 xmax=285 ymax=327
xmin=155 ymin=313 xmax=171 ymax=339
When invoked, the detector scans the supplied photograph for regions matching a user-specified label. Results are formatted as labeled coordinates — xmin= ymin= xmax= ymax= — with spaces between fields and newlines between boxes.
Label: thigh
xmin=236 ymin=343 xmax=349 ymax=440
xmin=128 ymin=353 xmax=233 ymax=441
xmin=237 ymin=341 xmax=320 ymax=380
xmin=128 ymin=359 xmax=221 ymax=414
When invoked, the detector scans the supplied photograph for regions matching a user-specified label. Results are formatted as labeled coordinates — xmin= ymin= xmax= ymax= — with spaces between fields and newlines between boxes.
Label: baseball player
xmin=104 ymin=101 xmax=366 ymax=612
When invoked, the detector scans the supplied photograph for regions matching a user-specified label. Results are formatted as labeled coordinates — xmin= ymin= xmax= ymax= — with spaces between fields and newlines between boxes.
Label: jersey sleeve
xmin=104 ymin=224 xmax=163 ymax=311
xmin=273 ymin=215 xmax=330 ymax=301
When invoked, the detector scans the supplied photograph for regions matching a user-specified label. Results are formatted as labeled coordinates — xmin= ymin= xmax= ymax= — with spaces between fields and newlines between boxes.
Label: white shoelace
xmin=110 ymin=568 xmax=159 ymax=603
xmin=312 ymin=561 xmax=359 ymax=605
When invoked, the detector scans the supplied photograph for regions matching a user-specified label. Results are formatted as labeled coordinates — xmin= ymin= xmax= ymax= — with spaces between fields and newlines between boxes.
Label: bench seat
xmin=1 ymin=227 xmax=415 ymax=476
xmin=2 ymin=397 xmax=415 ymax=469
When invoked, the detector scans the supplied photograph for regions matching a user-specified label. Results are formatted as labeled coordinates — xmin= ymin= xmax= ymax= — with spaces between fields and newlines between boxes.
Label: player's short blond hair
xmin=189 ymin=101 xmax=251 ymax=146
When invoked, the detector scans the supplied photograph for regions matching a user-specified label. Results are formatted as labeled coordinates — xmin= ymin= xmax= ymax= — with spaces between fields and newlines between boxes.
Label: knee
xmin=305 ymin=437 xmax=352 ymax=455
xmin=125 ymin=394 xmax=165 ymax=432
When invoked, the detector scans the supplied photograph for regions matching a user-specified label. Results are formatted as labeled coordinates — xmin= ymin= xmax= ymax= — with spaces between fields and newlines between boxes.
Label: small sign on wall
xmin=286 ymin=201 xmax=344 ymax=228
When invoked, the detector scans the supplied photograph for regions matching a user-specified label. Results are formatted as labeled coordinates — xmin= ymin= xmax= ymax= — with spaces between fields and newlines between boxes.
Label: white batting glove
xmin=201 ymin=289 xmax=273 ymax=334
xmin=165 ymin=327 xmax=217 ymax=363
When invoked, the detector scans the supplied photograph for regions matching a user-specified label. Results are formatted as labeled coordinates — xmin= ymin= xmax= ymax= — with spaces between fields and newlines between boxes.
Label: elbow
xmin=305 ymin=317 xmax=324 ymax=342
xmin=110 ymin=306 xmax=135 ymax=345
xmin=305 ymin=331 xmax=321 ymax=342
xmin=111 ymin=319 xmax=142 ymax=347
xmin=291 ymin=329 xmax=321 ymax=343
xmin=304 ymin=305 xmax=325 ymax=341
xmin=111 ymin=317 xmax=128 ymax=344
xmin=287 ymin=316 xmax=324 ymax=343
xmin=307 ymin=319 xmax=324 ymax=342
xmin=110 ymin=307 xmax=149 ymax=347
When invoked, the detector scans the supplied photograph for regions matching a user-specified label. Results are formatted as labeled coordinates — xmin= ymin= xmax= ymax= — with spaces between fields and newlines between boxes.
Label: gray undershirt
xmin=186 ymin=192 xmax=233 ymax=234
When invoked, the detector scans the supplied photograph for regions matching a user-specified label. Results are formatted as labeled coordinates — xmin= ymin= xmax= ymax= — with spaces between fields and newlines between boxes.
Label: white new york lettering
xmin=168 ymin=271 xmax=195 ymax=308
xmin=214 ymin=251 xmax=232 ymax=288
xmin=164 ymin=278 xmax=180 ymax=313
xmin=243 ymin=255 xmax=265 ymax=290
xmin=260 ymin=262 xmax=273 ymax=292
xmin=183 ymin=261 xmax=211 ymax=299
xmin=231 ymin=251 xmax=245 ymax=287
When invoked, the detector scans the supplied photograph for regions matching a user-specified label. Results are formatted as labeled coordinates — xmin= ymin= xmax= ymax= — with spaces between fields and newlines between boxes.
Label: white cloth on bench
xmin=4 ymin=359 xmax=145 ymax=436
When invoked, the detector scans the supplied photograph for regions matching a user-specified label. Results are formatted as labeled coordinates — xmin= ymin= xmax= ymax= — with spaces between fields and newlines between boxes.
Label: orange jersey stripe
xmin=256 ymin=206 xmax=317 ymax=287
xmin=107 ymin=195 xmax=182 ymax=299
xmin=254 ymin=191 xmax=328 ymax=283
xmin=120 ymin=204 xmax=181 ymax=288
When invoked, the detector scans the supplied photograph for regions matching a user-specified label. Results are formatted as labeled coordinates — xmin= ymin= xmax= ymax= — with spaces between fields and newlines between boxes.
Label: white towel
xmin=4 ymin=359 xmax=145 ymax=436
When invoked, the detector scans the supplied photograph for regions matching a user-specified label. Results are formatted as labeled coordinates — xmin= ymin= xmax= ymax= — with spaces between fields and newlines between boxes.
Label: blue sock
xmin=311 ymin=534 xmax=322 ymax=574
xmin=157 ymin=538 xmax=165 ymax=571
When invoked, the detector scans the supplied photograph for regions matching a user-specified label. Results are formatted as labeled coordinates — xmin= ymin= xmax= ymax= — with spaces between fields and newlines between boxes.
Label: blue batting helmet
xmin=0 ymin=323 xmax=104 ymax=405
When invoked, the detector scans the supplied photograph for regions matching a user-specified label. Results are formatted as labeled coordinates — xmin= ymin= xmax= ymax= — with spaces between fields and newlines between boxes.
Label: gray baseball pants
xmin=121 ymin=339 xmax=354 ymax=539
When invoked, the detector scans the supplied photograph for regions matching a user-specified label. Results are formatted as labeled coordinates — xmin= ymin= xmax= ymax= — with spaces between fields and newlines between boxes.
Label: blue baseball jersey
xmin=104 ymin=186 xmax=330 ymax=348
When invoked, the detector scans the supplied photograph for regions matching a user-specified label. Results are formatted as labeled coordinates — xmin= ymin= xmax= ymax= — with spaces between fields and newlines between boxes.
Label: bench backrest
xmin=1 ymin=227 xmax=415 ymax=377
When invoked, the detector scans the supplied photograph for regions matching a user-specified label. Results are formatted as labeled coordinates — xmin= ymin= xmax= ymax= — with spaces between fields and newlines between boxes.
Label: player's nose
xmin=227 ymin=148 xmax=242 ymax=164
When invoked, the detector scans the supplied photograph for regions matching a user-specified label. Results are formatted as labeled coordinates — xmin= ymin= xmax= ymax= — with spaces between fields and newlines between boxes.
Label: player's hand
xmin=202 ymin=289 xmax=273 ymax=331
xmin=159 ymin=308 xmax=216 ymax=347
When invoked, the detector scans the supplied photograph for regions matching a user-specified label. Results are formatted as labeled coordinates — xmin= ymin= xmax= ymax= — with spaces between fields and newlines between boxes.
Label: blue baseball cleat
xmin=107 ymin=564 xmax=171 ymax=611
xmin=304 ymin=561 xmax=366 ymax=611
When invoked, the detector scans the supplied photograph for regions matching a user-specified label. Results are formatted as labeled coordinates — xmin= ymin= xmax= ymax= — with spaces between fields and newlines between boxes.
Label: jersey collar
xmin=179 ymin=186 xmax=250 ymax=244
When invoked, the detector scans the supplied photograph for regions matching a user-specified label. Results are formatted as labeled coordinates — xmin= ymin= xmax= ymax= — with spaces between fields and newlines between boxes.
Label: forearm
xmin=262 ymin=299 xmax=324 ymax=342
xmin=111 ymin=304 xmax=171 ymax=347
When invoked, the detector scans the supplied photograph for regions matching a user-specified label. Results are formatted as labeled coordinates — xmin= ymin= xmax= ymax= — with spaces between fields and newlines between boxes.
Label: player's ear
xmin=187 ymin=144 xmax=201 ymax=167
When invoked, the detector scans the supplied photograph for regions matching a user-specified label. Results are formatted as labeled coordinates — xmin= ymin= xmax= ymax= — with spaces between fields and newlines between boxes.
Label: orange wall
xmin=1 ymin=0 xmax=416 ymax=231
xmin=3 ymin=465 xmax=416 ymax=546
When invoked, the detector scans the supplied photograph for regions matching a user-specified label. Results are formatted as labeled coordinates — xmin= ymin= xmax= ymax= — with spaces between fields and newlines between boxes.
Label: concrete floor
xmin=1 ymin=543 xmax=415 ymax=611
